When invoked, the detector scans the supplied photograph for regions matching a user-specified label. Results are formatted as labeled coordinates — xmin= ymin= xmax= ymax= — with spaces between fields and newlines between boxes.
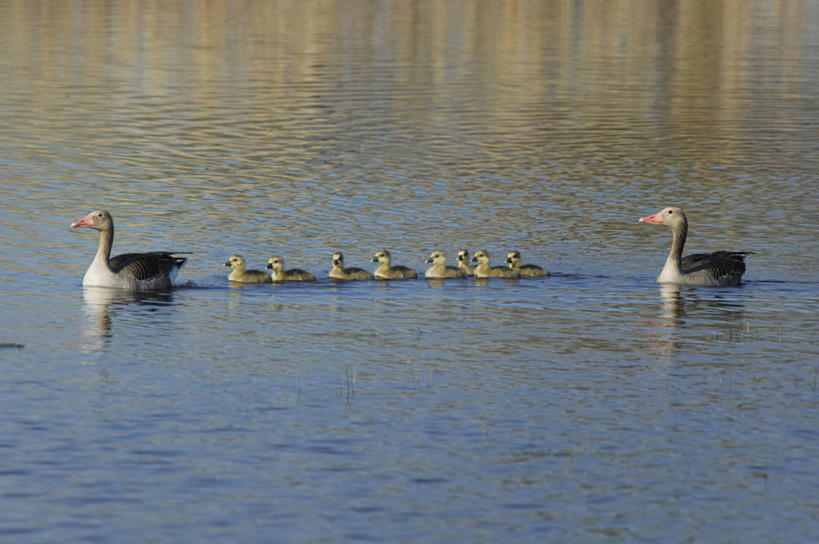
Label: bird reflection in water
xmin=660 ymin=283 xmax=684 ymax=320
xmin=640 ymin=284 xmax=685 ymax=359
xmin=81 ymin=286 xmax=175 ymax=356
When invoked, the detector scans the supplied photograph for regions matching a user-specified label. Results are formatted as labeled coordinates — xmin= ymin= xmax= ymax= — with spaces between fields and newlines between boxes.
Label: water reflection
xmin=80 ymin=286 xmax=175 ymax=355
xmin=660 ymin=283 xmax=684 ymax=320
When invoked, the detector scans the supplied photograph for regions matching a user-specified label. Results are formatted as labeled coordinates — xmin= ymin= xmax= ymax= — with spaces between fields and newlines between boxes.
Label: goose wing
xmin=109 ymin=252 xmax=187 ymax=280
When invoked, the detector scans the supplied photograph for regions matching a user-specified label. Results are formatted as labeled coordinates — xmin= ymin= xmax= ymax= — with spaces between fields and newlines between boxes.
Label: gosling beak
xmin=224 ymin=261 xmax=231 ymax=267
xmin=265 ymin=263 xmax=273 ymax=269
xmin=371 ymin=257 xmax=378 ymax=263
xmin=425 ymin=258 xmax=434 ymax=263
xmin=471 ymin=257 xmax=478 ymax=263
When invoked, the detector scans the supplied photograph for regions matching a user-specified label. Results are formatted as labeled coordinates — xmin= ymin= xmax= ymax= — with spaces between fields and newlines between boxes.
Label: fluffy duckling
xmin=505 ymin=251 xmax=550 ymax=277
xmin=424 ymin=250 xmax=467 ymax=279
xmin=329 ymin=252 xmax=373 ymax=281
xmin=456 ymin=249 xmax=476 ymax=276
xmin=472 ymin=249 xmax=520 ymax=279
xmin=266 ymin=256 xmax=316 ymax=282
xmin=225 ymin=254 xmax=272 ymax=283
xmin=371 ymin=249 xmax=417 ymax=280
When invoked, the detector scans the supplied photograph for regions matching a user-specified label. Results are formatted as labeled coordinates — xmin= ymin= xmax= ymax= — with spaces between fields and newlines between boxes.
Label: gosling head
xmin=225 ymin=254 xmax=245 ymax=270
xmin=372 ymin=250 xmax=391 ymax=264
xmin=425 ymin=250 xmax=446 ymax=265
xmin=505 ymin=251 xmax=521 ymax=265
xmin=456 ymin=249 xmax=470 ymax=263
xmin=472 ymin=249 xmax=490 ymax=264
xmin=332 ymin=252 xmax=345 ymax=267
xmin=266 ymin=256 xmax=284 ymax=272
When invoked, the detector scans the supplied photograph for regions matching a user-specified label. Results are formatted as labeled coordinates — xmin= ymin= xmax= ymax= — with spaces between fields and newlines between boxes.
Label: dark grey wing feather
xmin=681 ymin=251 xmax=752 ymax=284
xmin=109 ymin=252 xmax=187 ymax=281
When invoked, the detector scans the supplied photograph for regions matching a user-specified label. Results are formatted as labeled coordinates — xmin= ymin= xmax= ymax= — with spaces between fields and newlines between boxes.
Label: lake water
xmin=1 ymin=1 xmax=818 ymax=542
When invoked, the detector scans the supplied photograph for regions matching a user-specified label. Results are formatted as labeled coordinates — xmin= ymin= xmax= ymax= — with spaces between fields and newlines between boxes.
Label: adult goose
xmin=71 ymin=210 xmax=186 ymax=291
xmin=639 ymin=206 xmax=751 ymax=287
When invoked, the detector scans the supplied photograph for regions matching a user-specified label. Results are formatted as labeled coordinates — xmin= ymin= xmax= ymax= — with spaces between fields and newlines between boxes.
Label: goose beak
xmin=639 ymin=211 xmax=663 ymax=225
xmin=70 ymin=214 xmax=94 ymax=229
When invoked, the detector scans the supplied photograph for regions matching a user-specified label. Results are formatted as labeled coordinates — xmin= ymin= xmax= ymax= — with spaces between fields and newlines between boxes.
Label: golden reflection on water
xmin=1 ymin=0 xmax=817 ymax=284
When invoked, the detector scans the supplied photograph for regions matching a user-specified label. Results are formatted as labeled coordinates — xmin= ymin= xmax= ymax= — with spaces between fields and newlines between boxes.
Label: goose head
xmin=639 ymin=207 xmax=687 ymax=229
xmin=71 ymin=210 xmax=113 ymax=231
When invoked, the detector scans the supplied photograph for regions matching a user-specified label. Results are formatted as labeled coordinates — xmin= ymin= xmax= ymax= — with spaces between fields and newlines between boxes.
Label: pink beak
xmin=71 ymin=213 xmax=94 ymax=229
xmin=638 ymin=211 xmax=663 ymax=225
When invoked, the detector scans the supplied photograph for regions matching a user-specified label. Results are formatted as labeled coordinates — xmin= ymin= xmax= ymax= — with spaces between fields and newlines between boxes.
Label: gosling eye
xmin=667 ymin=209 xmax=673 ymax=214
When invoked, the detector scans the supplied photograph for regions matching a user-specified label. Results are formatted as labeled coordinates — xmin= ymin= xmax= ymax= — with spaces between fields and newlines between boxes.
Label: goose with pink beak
xmin=71 ymin=210 xmax=187 ymax=291
xmin=638 ymin=206 xmax=751 ymax=287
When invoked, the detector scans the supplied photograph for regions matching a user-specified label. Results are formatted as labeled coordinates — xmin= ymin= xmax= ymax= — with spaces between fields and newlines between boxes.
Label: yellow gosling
xmin=329 ymin=252 xmax=373 ymax=281
xmin=505 ymin=251 xmax=550 ymax=277
xmin=371 ymin=249 xmax=417 ymax=280
xmin=456 ymin=249 xmax=476 ymax=276
xmin=424 ymin=250 xmax=467 ymax=279
xmin=266 ymin=256 xmax=316 ymax=282
xmin=472 ymin=249 xmax=520 ymax=279
xmin=225 ymin=254 xmax=271 ymax=283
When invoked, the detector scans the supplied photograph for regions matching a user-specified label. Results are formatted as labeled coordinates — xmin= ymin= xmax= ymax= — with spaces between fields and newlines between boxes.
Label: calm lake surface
xmin=1 ymin=1 xmax=818 ymax=541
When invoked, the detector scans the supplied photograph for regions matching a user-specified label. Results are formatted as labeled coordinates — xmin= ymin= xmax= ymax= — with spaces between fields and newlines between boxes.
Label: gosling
xmin=456 ymin=249 xmax=476 ymax=276
xmin=424 ymin=250 xmax=467 ymax=279
xmin=329 ymin=252 xmax=373 ymax=281
xmin=225 ymin=254 xmax=272 ymax=283
xmin=266 ymin=256 xmax=316 ymax=282
xmin=505 ymin=251 xmax=550 ymax=277
xmin=472 ymin=249 xmax=520 ymax=279
xmin=372 ymin=249 xmax=417 ymax=280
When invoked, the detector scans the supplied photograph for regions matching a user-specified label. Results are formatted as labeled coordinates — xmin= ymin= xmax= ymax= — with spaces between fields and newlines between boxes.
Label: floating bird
xmin=639 ymin=206 xmax=751 ymax=286
xmin=71 ymin=209 xmax=186 ymax=291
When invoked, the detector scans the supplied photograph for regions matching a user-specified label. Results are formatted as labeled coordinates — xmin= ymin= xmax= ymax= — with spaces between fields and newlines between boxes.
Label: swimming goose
xmin=456 ymin=249 xmax=476 ymax=276
xmin=266 ymin=256 xmax=316 ymax=282
xmin=639 ymin=206 xmax=751 ymax=286
xmin=329 ymin=252 xmax=373 ymax=280
xmin=472 ymin=250 xmax=520 ymax=279
xmin=224 ymin=255 xmax=271 ymax=283
xmin=424 ymin=250 xmax=467 ymax=279
xmin=372 ymin=250 xmax=417 ymax=280
xmin=505 ymin=251 xmax=550 ymax=277
xmin=70 ymin=209 xmax=186 ymax=291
